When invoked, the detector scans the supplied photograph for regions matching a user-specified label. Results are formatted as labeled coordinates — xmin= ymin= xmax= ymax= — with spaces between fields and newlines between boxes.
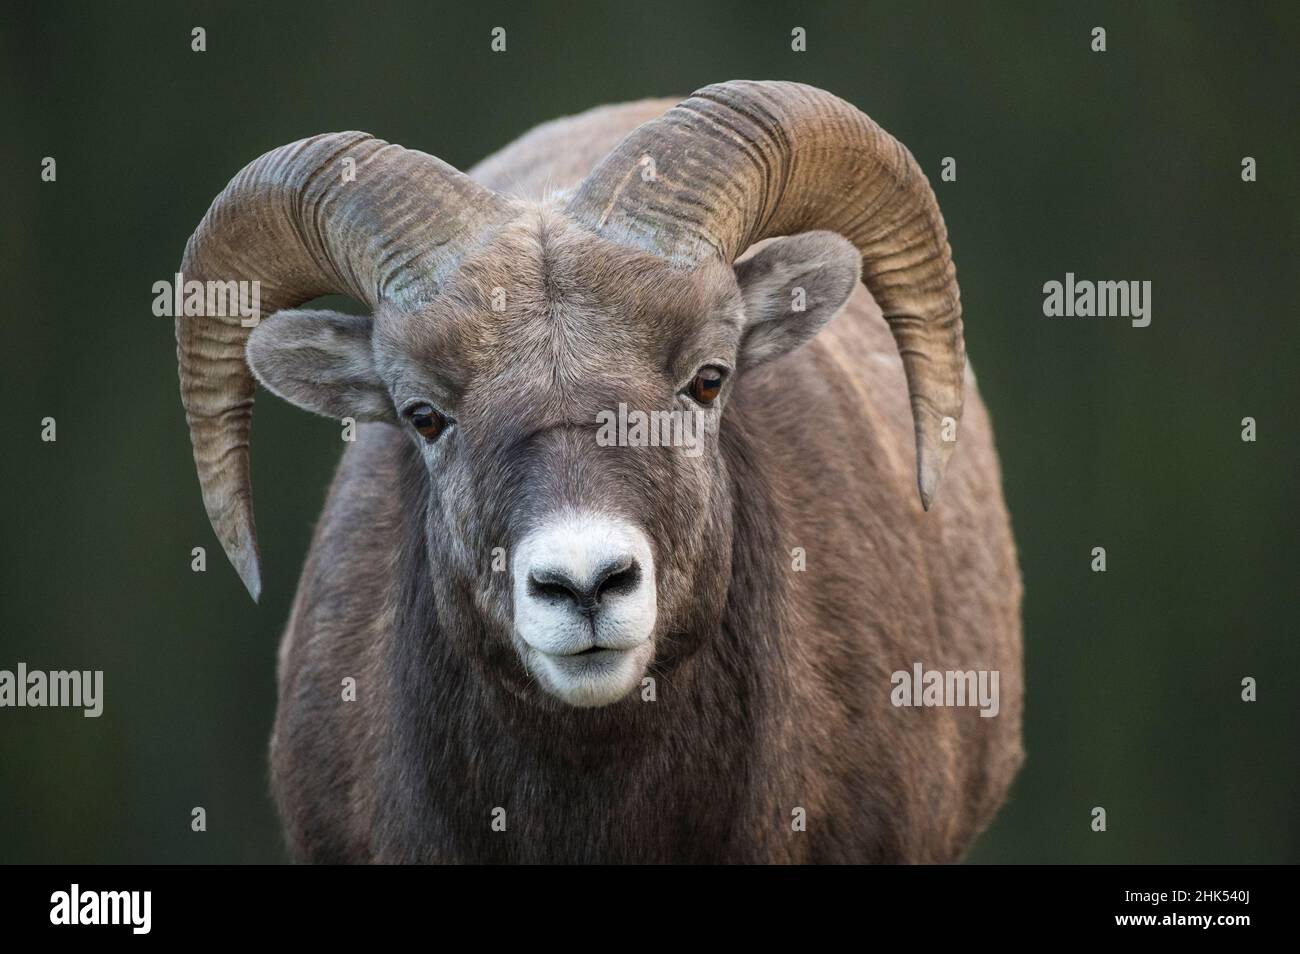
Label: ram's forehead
xmin=382 ymin=207 xmax=743 ymax=381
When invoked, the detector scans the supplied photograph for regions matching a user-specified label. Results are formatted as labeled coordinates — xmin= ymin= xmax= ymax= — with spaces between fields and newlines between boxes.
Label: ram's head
xmin=176 ymin=81 xmax=965 ymax=707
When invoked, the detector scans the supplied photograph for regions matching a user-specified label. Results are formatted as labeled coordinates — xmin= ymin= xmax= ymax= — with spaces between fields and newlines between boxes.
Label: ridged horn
xmin=176 ymin=132 xmax=514 ymax=599
xmin=566 ymin=81 xmax=965 ymax=510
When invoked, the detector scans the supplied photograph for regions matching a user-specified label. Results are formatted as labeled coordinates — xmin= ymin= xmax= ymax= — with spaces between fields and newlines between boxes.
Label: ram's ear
xmin=734 ymin=231 xmax=862 ymax=370
xmin=245 ymin=309 xmax=395 ymax=422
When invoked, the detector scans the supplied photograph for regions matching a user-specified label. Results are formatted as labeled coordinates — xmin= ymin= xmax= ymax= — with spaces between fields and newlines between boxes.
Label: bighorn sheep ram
xmin=176 ymin=81 xmax=1023 ymax=863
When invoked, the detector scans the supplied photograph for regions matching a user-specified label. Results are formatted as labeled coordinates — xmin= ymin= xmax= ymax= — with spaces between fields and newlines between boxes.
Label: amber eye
xmin=406 ymin=403 xmax=448 ymax=442
xmin=688 ymin=366 xmax=726 ymax=405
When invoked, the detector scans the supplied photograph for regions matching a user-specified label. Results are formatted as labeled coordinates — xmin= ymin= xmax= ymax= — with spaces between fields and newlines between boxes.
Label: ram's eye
xmin=687 ymin=366 xmax=726 ymax=405
xmin=405 ymin=404 xmax=448 ymax=442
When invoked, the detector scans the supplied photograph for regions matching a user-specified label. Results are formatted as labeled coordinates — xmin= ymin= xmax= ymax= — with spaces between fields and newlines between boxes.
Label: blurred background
xmin=1 ymin=0 xmax=1296 ymax=863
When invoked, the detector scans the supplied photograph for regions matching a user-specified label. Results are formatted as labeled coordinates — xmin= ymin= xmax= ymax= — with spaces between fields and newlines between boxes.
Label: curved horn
xmin=565 ymin=81 xmax=965 ymax=510
xmin=176 ymin=132 xmax=514 ymax=600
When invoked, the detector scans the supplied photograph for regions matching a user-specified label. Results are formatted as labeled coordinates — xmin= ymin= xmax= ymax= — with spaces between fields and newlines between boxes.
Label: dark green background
xmin=2 ymin=1 xmax=1296 ymax=863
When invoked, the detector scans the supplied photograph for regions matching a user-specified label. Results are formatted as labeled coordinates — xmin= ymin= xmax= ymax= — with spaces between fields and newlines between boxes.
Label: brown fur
xmin=264 ymin=100 xmax=1023 ymax=863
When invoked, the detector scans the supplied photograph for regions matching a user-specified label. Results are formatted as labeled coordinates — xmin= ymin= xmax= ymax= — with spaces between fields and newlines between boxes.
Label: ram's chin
xmin=529 ymin=643 xmax=653 ymax=708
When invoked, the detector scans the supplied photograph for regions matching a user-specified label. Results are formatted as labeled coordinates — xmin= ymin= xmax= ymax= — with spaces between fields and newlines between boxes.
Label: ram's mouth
xmin=539 ymin=644 xmax=642 ymax=668
xmin=527 ymin=641 xmax=655 ymax=708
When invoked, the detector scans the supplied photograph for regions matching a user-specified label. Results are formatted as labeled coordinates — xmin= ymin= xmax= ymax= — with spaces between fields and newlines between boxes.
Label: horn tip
xmin=918 ymin=468 xmax=940 ymax=512
xmin=916 ymin=437 xmax=953 ymax=512
xmin=231 ymin=547 xmax=262 ymax=603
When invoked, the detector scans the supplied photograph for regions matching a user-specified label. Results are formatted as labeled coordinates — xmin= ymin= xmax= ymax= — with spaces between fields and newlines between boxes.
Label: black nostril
xmin=527 ymin=558 xmax=641 ymax=612
xmin=528 ymin=572 xmax=584 ymax=606
xmin=593 ymin=559 xmax=640 ymax=601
